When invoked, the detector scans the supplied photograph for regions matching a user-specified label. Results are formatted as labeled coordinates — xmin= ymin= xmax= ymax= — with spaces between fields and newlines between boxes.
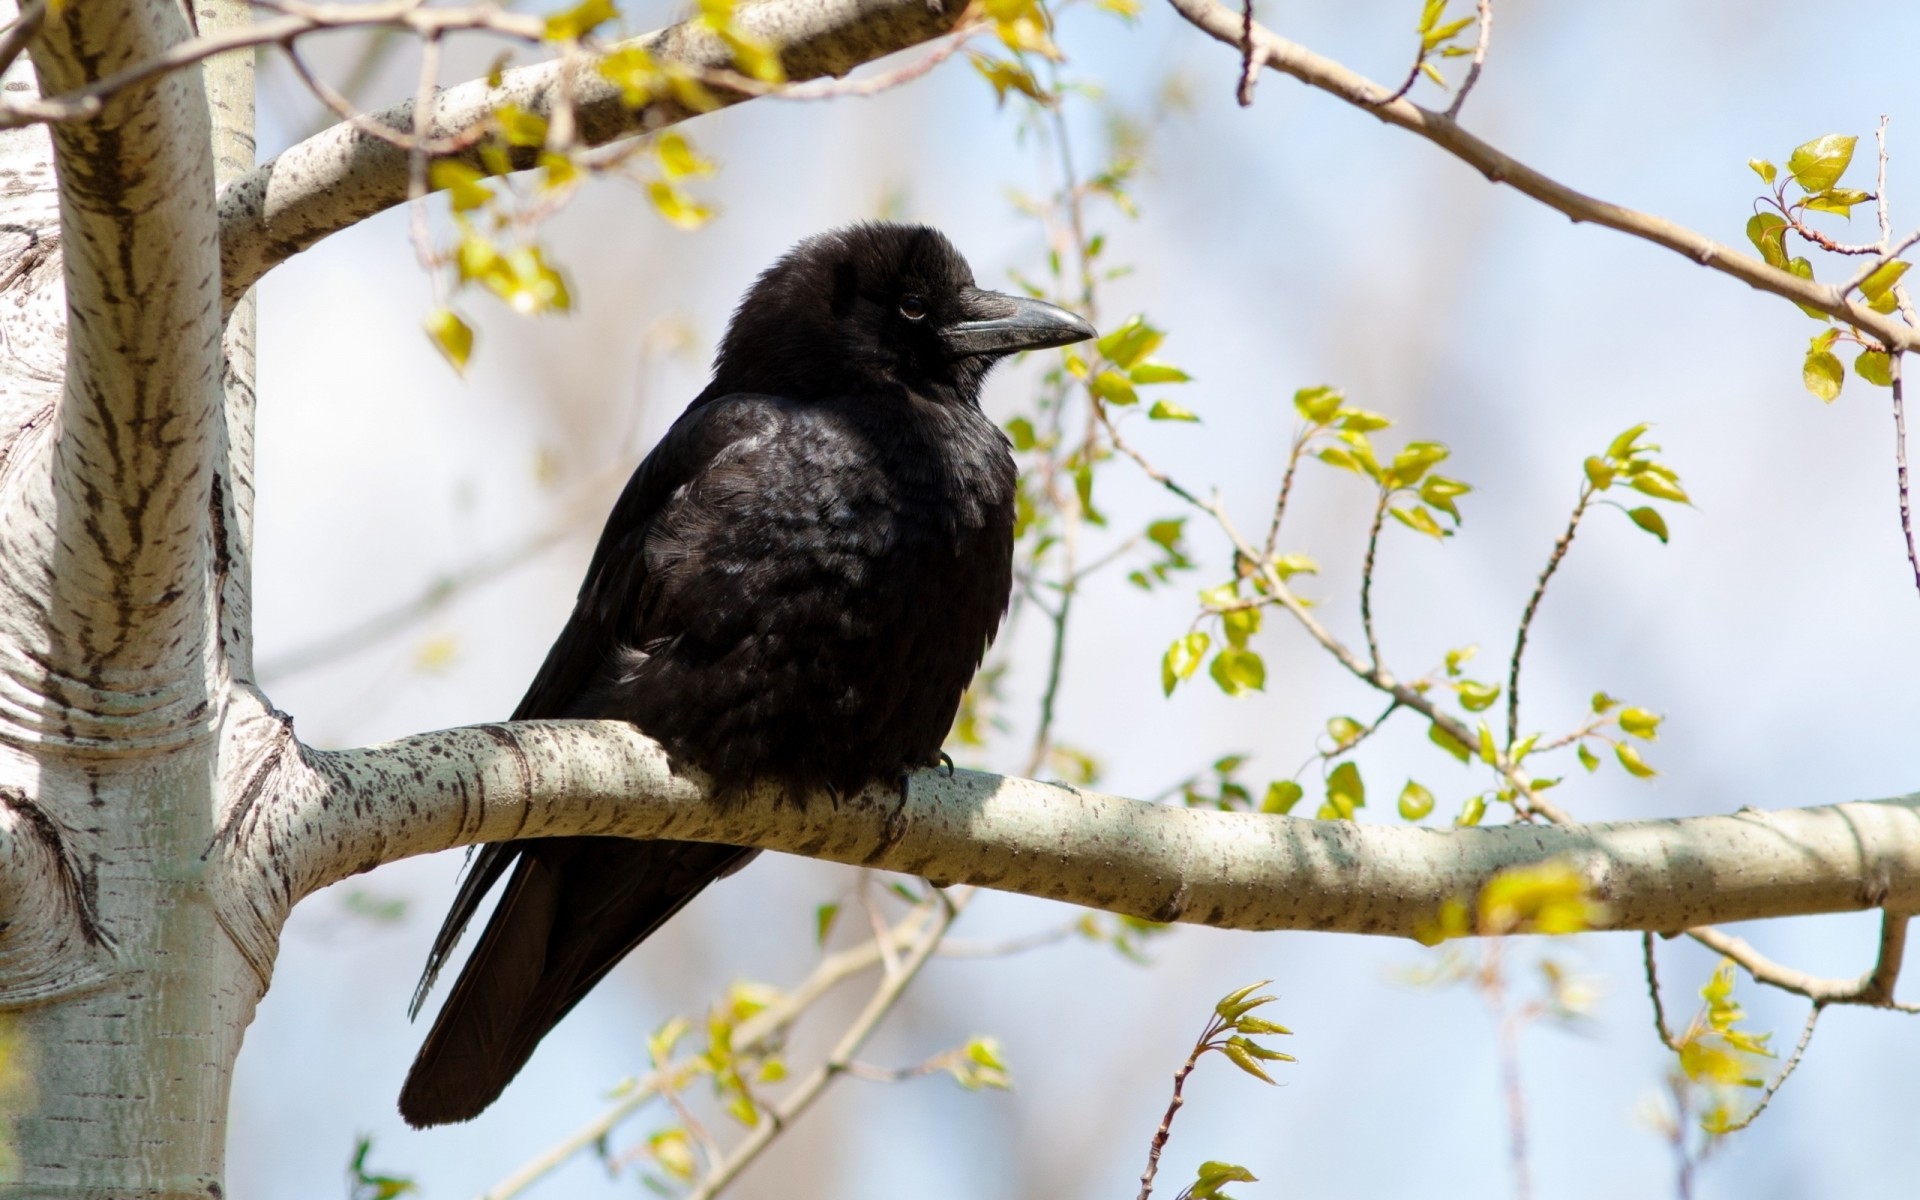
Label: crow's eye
xmin=898 ymin=293 xmax=928 ymax=321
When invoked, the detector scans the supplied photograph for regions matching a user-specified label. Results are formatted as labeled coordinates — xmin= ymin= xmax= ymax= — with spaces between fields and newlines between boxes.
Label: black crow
xmin=399 ymin=223 xmax=1095 ymax=1127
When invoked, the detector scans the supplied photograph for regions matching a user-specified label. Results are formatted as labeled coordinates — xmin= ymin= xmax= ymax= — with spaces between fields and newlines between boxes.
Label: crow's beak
xmin=942 ymin=290 xmax=1098 ymax=359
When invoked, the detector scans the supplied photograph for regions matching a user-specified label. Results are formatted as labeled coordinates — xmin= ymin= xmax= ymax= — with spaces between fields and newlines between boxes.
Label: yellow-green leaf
xmin=1161 ymin=631 xmax=1210 ymax=695
xmin=1748 ymin=157 xmax=1777 ymax=185
xmin=1398 ymin=780 xmax=1435 ymax=821
xmin=1745 ymin=213 xmax=1788 ymax=269
xmin=1786 ymin=256 xmax=1830 ymax=321
xmin=647 ymin=181 xmax=714 ymax=229
xmin=1293 ymin=385 xmax=1343 ymax=424
xmin=424 ymin=308 xmax=474 ymax=373
xmin=1577 ymin=742 xmax=1600 ymax=772
xmin=1860 ymin=259 xmax=1910 ymax=306
xmin=1786 ymin=133 xmax=1857 ymax=193
xmin=1094 ymin=314 xmax=1165 ymax=370
xmin=1626 ymin=506 xmax=1668 ymax=542
xmin=1389 ymin=504 xmax=1447 ymax=539
xmin=1148 ymin=399 xmax=1199 ymax=422
xmin=544 ymin=0 xmax=620 ymax=41
xmin=493 ymin=103 xmax=549 ymax=148
xmin=1803 ymin=346 xmax=1844 ymax=403
xmin=656 ymin=132 xmax=715 ymax=179
xmin=1090 ymin=369 xmax=1138 ymax=406
xmin=1324 ymin=760 xmax=1364 ymax=818
xmin=1129 ymin=360 xmax=1191 ymax=384
xmin=1584 ymin=455 xmax=1615 ymax=490
xmin=1618 ymin=707 xmax=1662 ymax=740
xmin=1629 ymin=473 xmax=1691 ymax=504
xmin=430 ymin=161 xmax=491 ymax=212
xmin=1210 ymin=647 xmax=1266 ymax=696
xmin=1856 ymin=348 xmax=1894 ymax=388
xmin=1804 ymin=187 xmax=1871 ymax=217
xmin=1262 ymin=780 xmax=1303 ymax=814
xmin=1429 ymin=720 xmax=1471 ymax=763
xmin=1614 ymin=741 xmax=1657 ymax=778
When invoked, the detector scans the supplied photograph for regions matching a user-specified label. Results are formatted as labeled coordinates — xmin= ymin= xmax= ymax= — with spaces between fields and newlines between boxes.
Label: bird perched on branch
xmin=399 ymin=222 xmax=1096 ymax=1127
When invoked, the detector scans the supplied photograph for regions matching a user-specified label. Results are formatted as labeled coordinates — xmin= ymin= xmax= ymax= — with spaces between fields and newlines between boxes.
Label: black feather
xmin=398 ymin=223 xmax=1094 ymax=1127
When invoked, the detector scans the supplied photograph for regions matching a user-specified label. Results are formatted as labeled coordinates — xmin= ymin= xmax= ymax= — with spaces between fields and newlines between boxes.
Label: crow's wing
xmin=399 ymin=393 xmax=778 ymax=1127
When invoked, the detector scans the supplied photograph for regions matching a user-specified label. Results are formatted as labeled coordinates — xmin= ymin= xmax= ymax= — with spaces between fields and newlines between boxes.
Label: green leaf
xmin=1337 ymin=407 xmax=1393 ymax=433
xmin=1327 ymin=715 xmax=1365 ymax=748
xmin=1398 ymin=780 xmax=1436 ymax=821
xmin=1222 ymin=605 xmax=1261 ymax=649
xmin=1293 ymin=385 xmax=1344 ymax=424
xmin=1161 ymin=631 xmax=1211 ymax=695
xmin=1618 ymin=707 xmax=1662 ymax=740
xmin=814 ymin=902 xmax=839 ymax=946
xmin=1090 ymin=369 xmax=1139 ymax=407
xmin=1429 ymin=721 xmax=1471 ymax=763
xmin=1786 ymin=256 xmax=1830 ymax=321
xmin=1129 ymin=360 xmax=1191 ymax=384
xmin=1214 ymin=980 xmax=1272 ymax=1020
xmin=1745 ymin=213 xmax=1788 ymax=269
xmin=1786 ymin=133 xmax=1857 ymax=193
xmin=544 ymin=0 xmax=620 ymax=40
xmin=1148 ymin=399 xmax=1199 ymax=422
xmin=1147 ymin=518 xmax=1185 ymax=551
xmin=1748 ymin=157 xmax=1777 ymax=185
xmin=1456 ymin=793 xmax=1487 ymax=827
xmin=1804 ymin=187 xmax=1871 ymax=217
xmin=1005 ymin=415 xmax=1037 ymax=450
xmin=424 ymin=308 xmax=474 ymax=373
xmin=1390 ymin=440 xmax=1450 ymax=485
xmin=1626 ymin=506 xmax=1669 ymax=542
xmin=1422 ymin=14 xmax=1475 ymax=50
xmin=1418 ymin=0 xmax=1447 ymax=33
xmin=430 ymin=161 xmax=491 ymax=212
xmin=1604 ymin=423 xmax=1651 ymax=462
xmin=1324 ymin=761 xmax=1364 ymax=818
xmin=1577 ymin=742 xmax=1600 ymax=772
xmin=1615 ymin=742 xmax=1657 ymax=778
xmin=1261 ymin=780 xmax=1303 ymax=814
xmin=1094 ymin=314 xmax=1165 ymax=370
xmin=1209 ymin=647 xmax=1266 ymax=696
xmin=1803 ymin=346 xmax=1844 ymax=403
xmin=1455 ymin=679 xmax=1500 ymax=712
xmin=1629 ymin=472 xmax=1691 ymax=504
xmin=1584 ymin=455 xmax=1615 ymax=490
xmin=1860 ymin=259 xmax=1911 ymax=307
xmin=1220 ymin=1039 xmax=1279 ymax=1085
xmin=1856 ymin=349 xmax=1894 ymax=388
xmin=1591 ymin=691 xmax=1620 ymax=713
xmin=1419 ymin=474 xmax=1470 ymax=520
xmin=1475 ymin=721 xmax=1499 ymax=765
xmin=1388 ymin=504 xmax=1448 ymax=540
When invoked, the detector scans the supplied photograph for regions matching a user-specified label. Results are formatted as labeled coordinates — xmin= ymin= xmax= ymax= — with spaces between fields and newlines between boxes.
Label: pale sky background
xmin=230 ymin=2 xmax=1920 ymax=1198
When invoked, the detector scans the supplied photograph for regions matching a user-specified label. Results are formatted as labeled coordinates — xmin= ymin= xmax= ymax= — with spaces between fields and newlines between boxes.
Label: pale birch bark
xmin=0 ymin=0 xmax=1912 ymax=1194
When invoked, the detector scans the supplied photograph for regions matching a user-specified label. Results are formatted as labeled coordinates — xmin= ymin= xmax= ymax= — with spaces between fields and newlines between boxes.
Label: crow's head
xmin=710 ymin=222 xmax=1096 ymax=402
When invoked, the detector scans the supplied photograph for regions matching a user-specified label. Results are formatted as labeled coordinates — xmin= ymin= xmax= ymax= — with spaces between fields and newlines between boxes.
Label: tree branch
xmin=9 ymin=0 xmax=225 ymax=749
xmin=1164 ymin=0 xmax=1920 ymax=354
xmin=223 ymin=717 xmax=1920 ymax=945
xmin=216 ymin=0 xmax=970 ymax=311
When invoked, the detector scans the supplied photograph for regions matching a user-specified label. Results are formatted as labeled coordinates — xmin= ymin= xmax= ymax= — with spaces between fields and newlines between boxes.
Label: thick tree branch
xmin=224 ymin=718 xmax=1920 ymax=944
xmin=5 ymin=1 xmax=224 ymax=749
xmin=215 ymin=0 xmax=968 ymax=310
xmin=1165 ymin=0 xmax=1920 ymax=355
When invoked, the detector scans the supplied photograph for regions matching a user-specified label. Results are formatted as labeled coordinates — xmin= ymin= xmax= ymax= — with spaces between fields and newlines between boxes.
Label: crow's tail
xmin=398 ymin=836 xmax=756 ymax=1127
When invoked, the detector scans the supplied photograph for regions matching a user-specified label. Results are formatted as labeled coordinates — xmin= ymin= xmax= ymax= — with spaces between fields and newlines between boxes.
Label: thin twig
xmin=1136 ymin=1013 xmax=1223 ymax=1200
xmin=1162 ymin=0 xmax=1919 ymax=352
xmin=683 ymin=892 xmax=959 ymax=1200
xmin=0 ymin=0 xmax=45 ymax=81
xmin=1261 ymin=430 xmax=1310 ymax=559
xmin=1685 ymin=923 xmax=1920 ymax=1011
xmin=1712 ymin=1003 xmax=1822 ymax=1134
xmin=1235 ymin=0 xmax=1257 ymax=107
xmin=1482 ymin=942 xmax=1532 ymax=1200
xmin=478 ymin=898 xmax=955 ymax=1200
xmin=1358 ymin=490 xmax=1390 ymax=670
xmin=1642 ymin=932 xmax=1680 ymax=1052
xmin=1442 ymin=0 xmax=1492 ymax=120
xmin=1507 ymin=482 xmax=1591 ymax=746
xmin=1894 ymin=359 xmax=1920 ymax=602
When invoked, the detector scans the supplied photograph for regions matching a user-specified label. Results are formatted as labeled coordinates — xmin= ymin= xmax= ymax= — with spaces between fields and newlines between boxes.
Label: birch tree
xmin=0 ymin=0 xmax=1914 ymax=1196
